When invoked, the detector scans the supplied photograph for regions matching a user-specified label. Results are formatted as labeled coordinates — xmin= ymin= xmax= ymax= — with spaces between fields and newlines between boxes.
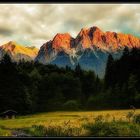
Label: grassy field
xmin=0 ymin=109 xmax=140 ymax=137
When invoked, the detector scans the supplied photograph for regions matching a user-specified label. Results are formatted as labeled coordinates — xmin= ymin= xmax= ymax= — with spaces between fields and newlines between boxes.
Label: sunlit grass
xmin=0 ymin=128 xmax=11 ymax=136
xmin=0 ymin=109 xmax=140 ymax=136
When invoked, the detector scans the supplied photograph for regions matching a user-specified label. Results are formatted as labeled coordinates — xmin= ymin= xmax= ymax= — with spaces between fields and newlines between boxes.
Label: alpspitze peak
xmin=7 ymin=41 xmax=19 ymax=46
xmin=0 ymin=41 xmax=39 ymax=61
xmin=1 ymin=41 xmax=17 ymax=52
xmin=7 ymin=41 xmax=13 ymax=44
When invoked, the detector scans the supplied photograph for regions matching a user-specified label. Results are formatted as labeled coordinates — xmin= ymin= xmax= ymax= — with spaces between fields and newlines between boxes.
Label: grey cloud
xmin=0 ymin=28 xmax=13 ymax=36
xmin=0 ymin=4 xmax=139 ymax=48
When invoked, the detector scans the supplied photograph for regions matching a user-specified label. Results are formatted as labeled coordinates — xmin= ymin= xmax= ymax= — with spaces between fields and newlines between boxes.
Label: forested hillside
xmin=0 ymin=47 xmax=140 ymax=114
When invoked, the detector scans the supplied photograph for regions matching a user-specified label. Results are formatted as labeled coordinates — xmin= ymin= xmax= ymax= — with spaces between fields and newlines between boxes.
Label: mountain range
xmin=0 ymin=41 xmax=39 ymax=61
xmin=35 ymin=26 xmax=140 ymax=77
xmin=1 ymin=26 xmax=140 ymax=77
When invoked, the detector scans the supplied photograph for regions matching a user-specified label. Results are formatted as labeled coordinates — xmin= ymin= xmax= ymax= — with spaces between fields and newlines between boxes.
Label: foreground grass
xmin=0 ymin=109 xmax=140 ymax=136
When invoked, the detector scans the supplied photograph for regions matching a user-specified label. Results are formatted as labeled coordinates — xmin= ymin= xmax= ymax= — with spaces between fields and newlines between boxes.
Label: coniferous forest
xmin=0 ymin=47 xmax=140 ymax=115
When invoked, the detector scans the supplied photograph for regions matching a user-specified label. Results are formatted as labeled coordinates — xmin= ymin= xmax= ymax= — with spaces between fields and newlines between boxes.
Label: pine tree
xmin=75 ymin=63 xmax=83 ymax=77
xmin=104 ymin=54 xmax=114 ymax=88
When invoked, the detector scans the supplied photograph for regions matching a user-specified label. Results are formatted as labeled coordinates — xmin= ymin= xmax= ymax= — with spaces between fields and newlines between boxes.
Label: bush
xmin=0 ymin=128 xmax=11 ymax=136
xmin=63 ymin=100 xmax=80 ymax=111
xmin=22 ymin=124 xmax=83 ymax=136
xmin=126 ymin=111 xmax=134 ymax=122
xmin=133 ymin=114 xmax=140 ymax=124
xmin=23 ymin=125 xmax=47 ymax=136
xmin=83 ymin=120 xmax=140 ymax=137
xmin=86 ymin=96 xmax=103 ymax=110
xmin=94 ymin=115 xmax=104 ymax=123
xmin=83 ymin=121 xmax=119 ymax=136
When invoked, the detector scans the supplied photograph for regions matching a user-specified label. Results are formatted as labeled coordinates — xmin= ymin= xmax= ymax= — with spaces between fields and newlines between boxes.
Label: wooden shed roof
xmin=0 ymin=110 xmax=17 ymax=115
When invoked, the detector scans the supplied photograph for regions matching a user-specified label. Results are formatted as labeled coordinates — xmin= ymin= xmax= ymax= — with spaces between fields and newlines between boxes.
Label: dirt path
xmin=11 ymin=130 xmax=31 ymax=137
xmin=0 ymin=125 xmax=31 ymax=137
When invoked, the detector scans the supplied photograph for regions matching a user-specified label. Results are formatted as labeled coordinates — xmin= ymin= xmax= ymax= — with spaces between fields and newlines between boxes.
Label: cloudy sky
xmin=0 ymin=4 xmax=140 ymax=48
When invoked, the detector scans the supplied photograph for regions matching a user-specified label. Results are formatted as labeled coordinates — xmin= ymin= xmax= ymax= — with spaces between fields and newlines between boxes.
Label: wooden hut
xmin=0 ymin=110 xmax=17 ymax=119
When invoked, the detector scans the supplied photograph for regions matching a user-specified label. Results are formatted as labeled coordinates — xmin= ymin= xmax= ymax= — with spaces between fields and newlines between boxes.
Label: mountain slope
xmin=35 ymin=26 xmax=140 ymax=77
xmin=0 ymin=41 xmax=39 ymax=61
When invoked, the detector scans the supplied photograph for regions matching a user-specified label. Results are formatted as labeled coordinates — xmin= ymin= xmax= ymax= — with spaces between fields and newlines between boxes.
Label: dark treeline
xmin=104 ymin=47 xmax=140 ymax=109
xmin=0 ymin=47 xmax=140 ymax=114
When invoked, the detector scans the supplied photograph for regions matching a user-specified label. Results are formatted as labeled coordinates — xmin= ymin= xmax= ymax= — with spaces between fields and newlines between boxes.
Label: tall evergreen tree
xmin=104 ymin=54 xmax=114 ymax=88
xmin=75 ymin=63 xmax=83 ymax=77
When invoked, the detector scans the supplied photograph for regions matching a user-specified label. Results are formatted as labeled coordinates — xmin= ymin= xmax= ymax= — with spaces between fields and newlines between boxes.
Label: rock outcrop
xmin=35 ymin=26 xmax=140 ymax=77
xmin=0 ymin=41 xmax=39 ymax=61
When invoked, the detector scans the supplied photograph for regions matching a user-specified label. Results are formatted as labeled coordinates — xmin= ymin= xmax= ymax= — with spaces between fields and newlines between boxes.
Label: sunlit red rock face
xmin=75 ymin=26 xmax=140 ymax=51
xmin=104 ymin=32 xmax=140 ymax=50
xmin=36 ymin=25 xmax=140 ymax=65
xmin=0 ymin=41 xmax=39 ymax=61
xmin=52 ymin=33 xmax=74 ymax=51
xmin=41 ymin=26 xmax=140 ymax=54
xmin=75 ymin=28 xmax=92 ymax=49
xmin=35 ymin=26 xmax=140 ymax=77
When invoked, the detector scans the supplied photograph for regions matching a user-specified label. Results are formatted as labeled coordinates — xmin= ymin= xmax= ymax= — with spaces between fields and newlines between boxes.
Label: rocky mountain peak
xmin=52 ymin=33 xmax=73 ymax=51
xmin=0 ymin=41 xmax=39 ymax=61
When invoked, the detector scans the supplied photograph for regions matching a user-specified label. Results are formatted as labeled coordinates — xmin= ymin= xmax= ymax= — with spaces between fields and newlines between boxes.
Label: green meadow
xmin=1 ymin=109 xmax=140 ymax=137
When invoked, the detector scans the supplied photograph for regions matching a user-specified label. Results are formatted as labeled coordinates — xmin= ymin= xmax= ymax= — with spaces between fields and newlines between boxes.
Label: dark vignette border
xmin=0 ymin=0 xmax=140 ymax=140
